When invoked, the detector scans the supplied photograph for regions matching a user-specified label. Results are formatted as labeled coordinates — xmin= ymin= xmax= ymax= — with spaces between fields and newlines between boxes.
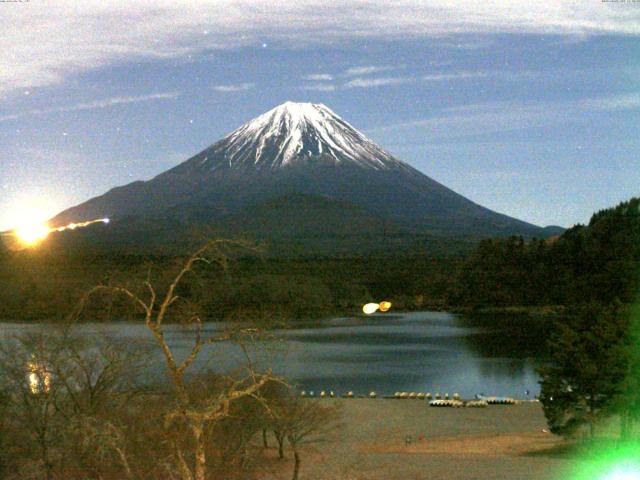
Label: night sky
xmin=2 ymin=1 xmax=639 ymax=231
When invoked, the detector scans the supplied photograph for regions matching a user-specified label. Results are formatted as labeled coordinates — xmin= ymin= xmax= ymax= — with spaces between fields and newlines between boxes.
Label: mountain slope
xmin=51 ymin=101 xmax=552 ymax=243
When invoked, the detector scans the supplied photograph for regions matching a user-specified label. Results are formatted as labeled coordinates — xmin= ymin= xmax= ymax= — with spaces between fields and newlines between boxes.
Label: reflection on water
xmin=0 ymin=311 xmax=548 ymax=398
xmin=274 ymin=312 xmax=547 ymax=397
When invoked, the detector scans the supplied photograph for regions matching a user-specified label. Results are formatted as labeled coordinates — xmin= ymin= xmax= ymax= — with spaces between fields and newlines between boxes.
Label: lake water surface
xmin=0 ymin=311 xmax=547 ymax=398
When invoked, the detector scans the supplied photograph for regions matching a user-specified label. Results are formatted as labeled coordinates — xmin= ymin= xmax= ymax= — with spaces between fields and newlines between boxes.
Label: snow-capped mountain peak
xmin=51 ymin=101 xmax=548 ymax=242
xmin=197 ymin=101 xmax=407 ymax=171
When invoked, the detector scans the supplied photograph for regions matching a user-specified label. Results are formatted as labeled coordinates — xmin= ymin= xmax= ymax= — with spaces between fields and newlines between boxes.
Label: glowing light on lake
xmin=379 ymin=301 xmax=392 ymax=312
xmin=362 ymin=301 xmax=392 ymax=314
xmin=27 ymin=357 xmax=51 ymax=394
xmin=362 ymin=303 xmax=379 ymax=315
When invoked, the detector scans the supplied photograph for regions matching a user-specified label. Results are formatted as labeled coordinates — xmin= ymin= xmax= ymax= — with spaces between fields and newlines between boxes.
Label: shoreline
xmin=0 ymin=304 xmax=567 ymax=325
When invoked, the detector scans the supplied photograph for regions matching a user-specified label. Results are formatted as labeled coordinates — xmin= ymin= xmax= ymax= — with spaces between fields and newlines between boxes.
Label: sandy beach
xmin=260 ymin=399 xmax=576 ymax=480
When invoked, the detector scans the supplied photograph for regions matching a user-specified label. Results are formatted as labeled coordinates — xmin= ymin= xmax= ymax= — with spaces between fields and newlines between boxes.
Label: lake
xmin=0 ymin=311 xmax=548 ymax=399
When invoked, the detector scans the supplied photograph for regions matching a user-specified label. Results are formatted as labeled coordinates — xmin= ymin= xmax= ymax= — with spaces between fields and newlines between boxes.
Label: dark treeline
xmin=0 ymin=246 xmax=461 ymax=323
xmin=1 ymin=197 xmax=638 ymax=323
xmin=204 ymin=255 xmax=458 ymax=324
xmin=450 ymin=197 xmax=640 ymax=309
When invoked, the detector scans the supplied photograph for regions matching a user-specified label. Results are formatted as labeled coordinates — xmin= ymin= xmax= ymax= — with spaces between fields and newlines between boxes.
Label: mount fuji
xmin=51 ymin=102 xmax=559 ymax=253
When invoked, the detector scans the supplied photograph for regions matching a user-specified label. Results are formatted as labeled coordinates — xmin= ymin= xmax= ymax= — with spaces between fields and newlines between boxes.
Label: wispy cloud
xmin=422 ymin=72 xmax=488 ymax=81
xmin=436 ymin=38 xmax=496 ymax=50
xmin=2 ymin=2 xmax=638 ymax=96
xmin=211 ymin=82 xmax=256 ymax=92
xmin=344 ymin=76 xmax=413 ymax=89
xmin=342 ymin=71 xmax=489 ymax=89
xmin=343 ymin=65 xmax=394 ymax=77
xmin=302 ymin=66 xmax=399 ymax=90
xmin=0 ymin=92 xmax=179 ymax=123
xmin=302 ymin=73 xmax=333 ymax=81
xmin=368 ymin=92 xmax=640 ymax=140
xmin=581 ymin=92 xmax=640 ymax=111
xmin=300 ymin=83 xmax=337 ymax=91
xmin=368 ymin=103 xmax=554 ymax=139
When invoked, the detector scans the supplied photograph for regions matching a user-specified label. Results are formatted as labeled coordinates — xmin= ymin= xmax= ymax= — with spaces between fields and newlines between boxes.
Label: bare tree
xmin=260 ymin=385 xmax=341 ymax=480
xmin=77 ymin=239 xmax=278 ymax=480
xmin=52 ymin=331 xmax=152 ymax=416
xmin=259 ymin=382 xmax=291 ymax=459
xmin=74 ymin=416 xmax=135 ymax=479
xmin=0 ymin=328 xmax=154 ymax=480
xmin=57 ymin=333 xmax=153 ymax=479
xmin=285 ymin=399 xmax=341 ymax=480
xmin=0 ymin=333 xmax=65 ymax=480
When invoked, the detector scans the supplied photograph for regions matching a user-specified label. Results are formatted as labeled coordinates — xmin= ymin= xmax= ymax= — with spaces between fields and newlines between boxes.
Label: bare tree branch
xmin=74 ymin=238 xmax=270 ymax=480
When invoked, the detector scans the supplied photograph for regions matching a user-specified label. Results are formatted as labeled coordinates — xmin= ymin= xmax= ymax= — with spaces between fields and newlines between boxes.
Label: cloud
xmin=211 ymin=82 xmax=255 ymax=92
xmin=342 ymin=71 xmax=489 ymax=89
xmin=1 ymin=1 xmax=638 ymax=96
xmin=302 ymin=73 xmax=333 ymax=81
xmin=369 ymin=102 xmax=555 ymax=140
xmin=303 ymin=66 xmax=398 ymax=89
xmin=343 ymin=65 xmax=394 ymax=77
xmin=436 ymin=38 xmax=496 ymax=50
xmin=0 ymin=92 xmax=179 ymax=123
xmin=580 ymin=92 xmax=640 ymax=111
xmin=368 ymin=92 xmax=640 ymax=141
xmin=300 ymin=83 xmax=336 ymax=91
xmin=422 ymin=72 xmax=488 ymax=81
xmin=344 ymin=76 xmax=413 ymax=88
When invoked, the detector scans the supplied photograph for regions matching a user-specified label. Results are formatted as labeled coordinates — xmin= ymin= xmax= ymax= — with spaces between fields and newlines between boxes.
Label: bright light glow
xmin=52 ymin=217 xmax=110 ymax=234
xmin=363 ymin=303 xmax=380 ymax=315
xmin=1 ymin=194 xmax=59 ymax=230
xmin=9 ymin=216 xmax=111 ymax=248
xmin=602 ymin=465 xmax=640 ymax=480
xmin=15 ymin=223 xmax=50 ymax=245
xmin=27 ymin=357 xmax=51 ymax=394
xmin=572 ymin=443 xmax=640 ymax=480
xmin=3 ymin=196 xmax=57 ymax=246
xmin=379 ymin=301 xmax=392 ymax=312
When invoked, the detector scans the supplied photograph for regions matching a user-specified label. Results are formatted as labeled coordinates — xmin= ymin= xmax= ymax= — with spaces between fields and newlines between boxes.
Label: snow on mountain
xmin=195 ymin=101 xmax=408 ymax=171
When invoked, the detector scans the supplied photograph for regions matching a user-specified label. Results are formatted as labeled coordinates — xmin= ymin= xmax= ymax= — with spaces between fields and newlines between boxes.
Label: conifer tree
xmin=538 ymin=302 xmax=628 ymax=438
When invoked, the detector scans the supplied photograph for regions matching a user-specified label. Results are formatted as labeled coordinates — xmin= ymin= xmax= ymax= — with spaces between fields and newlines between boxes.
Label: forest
xmin=0 ymin=197 xmax=638 ymax=323
xmin=0 ymin=248 xmax=459 ymax=324
xmin=450 ymin=197 xmax=640 ymax=309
